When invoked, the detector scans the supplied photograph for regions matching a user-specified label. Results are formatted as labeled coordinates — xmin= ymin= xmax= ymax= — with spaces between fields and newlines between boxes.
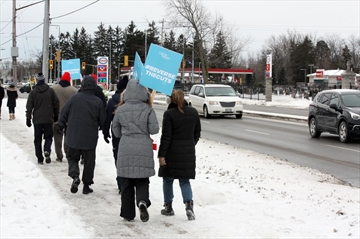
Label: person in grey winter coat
xmin=0 ymin=82 xmax=4 ymax=119
xmin=158 ymin=89 xmax=201 ymax=220
xmin=26 ymin=73 xmax=60 ymax=164
xmin=57 ymin=75 xmax=106 ymax=195
xmin=112 ymin=79 xmax=159 ymax=222
xmin=52 ymin=72 xmax=77 ymax=162
xmin=6 ymin=82 xmax=18 ymax=120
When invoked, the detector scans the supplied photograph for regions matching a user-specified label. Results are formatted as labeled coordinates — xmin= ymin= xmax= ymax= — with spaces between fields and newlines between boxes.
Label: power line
xmin=51 ymin=0 xmax=100 ymax=20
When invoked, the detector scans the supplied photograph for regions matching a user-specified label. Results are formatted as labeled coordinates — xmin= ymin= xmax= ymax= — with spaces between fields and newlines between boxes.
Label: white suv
xmin=188 ymin=84 xmax=243 ymax=118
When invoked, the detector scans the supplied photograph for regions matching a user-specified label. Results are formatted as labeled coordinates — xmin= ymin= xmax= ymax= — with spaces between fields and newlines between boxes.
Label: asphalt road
xmin=153 ymin=104 xmax=360 ymax=188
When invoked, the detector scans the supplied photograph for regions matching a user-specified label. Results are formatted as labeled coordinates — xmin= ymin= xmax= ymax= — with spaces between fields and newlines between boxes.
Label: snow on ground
xmin=1 ymin=96 xmax=359 ymax=238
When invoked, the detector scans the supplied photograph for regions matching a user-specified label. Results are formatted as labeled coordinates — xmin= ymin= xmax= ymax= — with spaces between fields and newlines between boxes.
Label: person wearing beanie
xmin=0 ymin=81 xmax=5 ymax=120
xmin=102 ymin=75 xmax=129 ymax=194
xmin=26 ymin=72 xmax=60 ymax=164
xmin=57 ymin=75 xmax=106 ymax=195
xmin=51 ymin=72 xmax=77 ymax=162
xmin=6 ymin=82 xmax=18 ymax=120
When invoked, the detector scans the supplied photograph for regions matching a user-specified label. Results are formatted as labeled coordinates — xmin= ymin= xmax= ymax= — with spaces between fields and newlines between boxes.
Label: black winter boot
xmin=70 ymin=177 xmax=81 ymax=193
xmin=185 ymin=200 xmax=195 ymax=220
xmin=161 ymin=202 xmax=175 ymax=216
xmin=83 ymin=183 xmax=93 ymax=194
xmin=138 ymin=201 xmax=149 ymax=222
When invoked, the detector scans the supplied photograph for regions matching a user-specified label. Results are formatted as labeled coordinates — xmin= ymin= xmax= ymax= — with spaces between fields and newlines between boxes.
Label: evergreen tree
xmin=123 ymin=21 xmax=146 ymax=63
xmin=163 ymin=30 xmax=176 ymax=52
xmin=208 ymin=31 xmax=232 ymax=68
xmin=342 ymin=45 xmax=352 ymax=68
xmin=113 ymin=26 xmax=124 ymax=80
xmin=93 ymin=22 xmax=110 ymax=58
xmin=314 ymin=40 xmax=331 ymax=70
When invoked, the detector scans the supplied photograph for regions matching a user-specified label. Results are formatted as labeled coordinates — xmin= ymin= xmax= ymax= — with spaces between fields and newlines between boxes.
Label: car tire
xmin=20 ymin=89 xmax=24 ymax=93
xmin=203 ymin=106 xmax=211 ymax=118
xmin=309 ymin=117 xmax=321 ymax=138
xmin=235 ymin=114 xmax=242 ymax=119
xmin=338 ymin=121 xmax=349 ymax=143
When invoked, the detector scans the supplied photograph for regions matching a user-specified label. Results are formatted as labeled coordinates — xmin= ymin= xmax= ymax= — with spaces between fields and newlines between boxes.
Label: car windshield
xmin=341 ymin=93 xmax=360 ymax=107
xmin=205 ymin=87 xmax=236 ymax=96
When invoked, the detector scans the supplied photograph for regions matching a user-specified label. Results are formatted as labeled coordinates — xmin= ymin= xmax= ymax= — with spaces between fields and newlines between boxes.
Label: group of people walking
xmin=3 ymin=72 xmax=202 ymax=222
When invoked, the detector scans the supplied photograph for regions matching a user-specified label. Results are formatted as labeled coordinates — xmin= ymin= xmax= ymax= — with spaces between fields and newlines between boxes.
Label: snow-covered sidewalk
xmin=1 ymin=98 xmax=359 ymax=238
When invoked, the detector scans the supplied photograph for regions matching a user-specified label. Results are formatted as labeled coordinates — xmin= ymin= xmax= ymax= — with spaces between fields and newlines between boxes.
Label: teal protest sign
xmin=139 ymin=43 xmax=183 ymax=96
xmin=132 ymin=52 xmax=144 ymax=80
xmin=61 ymin=58 xmax=81 ymax=80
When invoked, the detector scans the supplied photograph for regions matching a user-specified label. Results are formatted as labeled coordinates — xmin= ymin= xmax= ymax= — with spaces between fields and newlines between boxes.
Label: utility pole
xmin=11 ymin=0 xmax=45 ymax=85
xmin=12 ymin=0 xmax=18 ymax=86
xmin=42 ymin=0 xmax=50 ymax=82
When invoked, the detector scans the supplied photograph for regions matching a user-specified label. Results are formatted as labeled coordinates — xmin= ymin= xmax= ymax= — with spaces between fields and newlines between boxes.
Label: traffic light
xmin=82 ymin=62 xmax=86 ymax=70
xmin=124 ymin=55 xmax=128 ymax=67
xmin=49 ymin=60 xmax=54 ymax=70
xmin=55 ymin=50 xmax=61 ymax=62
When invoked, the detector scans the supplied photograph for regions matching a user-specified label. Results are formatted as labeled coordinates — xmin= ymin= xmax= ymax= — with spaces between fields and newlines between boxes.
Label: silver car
xmin=188 ymin=84 xmax=243 ymax=118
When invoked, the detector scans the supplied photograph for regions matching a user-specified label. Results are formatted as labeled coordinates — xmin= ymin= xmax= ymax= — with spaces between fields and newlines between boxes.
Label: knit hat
xmin=91 ymin=74 xmax=98 ymax=82
xmin=36 ymin=72 xmax=45 ymax=82
xmin=117 ymin=75 xmax=129 ymax=91
xmin=36 ymin=72 xmax=45 ymax=86
xmin=61 ymin=72 xmax=71 ymax=82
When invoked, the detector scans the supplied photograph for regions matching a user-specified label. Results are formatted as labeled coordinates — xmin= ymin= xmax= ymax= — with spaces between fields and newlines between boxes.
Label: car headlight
xmin=350 ymin=112 xmax=360 ymax=120
xmin=208 ymin=101 xmax=219 ymax=105
xmin=236 ymin=101 xmax=242 ymax=105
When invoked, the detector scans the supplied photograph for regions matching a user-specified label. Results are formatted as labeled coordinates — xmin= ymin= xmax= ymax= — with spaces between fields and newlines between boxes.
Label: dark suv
xmin=19 ymin=82 xmax=36 ymax=93
xmin=308 ymin=89 xmax=360 ymax=143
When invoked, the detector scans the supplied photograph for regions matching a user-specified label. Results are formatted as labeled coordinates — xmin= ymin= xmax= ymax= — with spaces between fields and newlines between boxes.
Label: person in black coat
xmin=0 ymin=82 xmax=5 ymax=119
xmin=57 ymin=75 xmax=106 ymax=195
xmin=102 ymin=75 xmax=128 ymax=193
xmin=6 ymin=82 xmax=18 ymax=120
xmin=26 ymin=73 xmax=60 ymax=164
xmin=158 ymin=89 xmax=201 ymax=220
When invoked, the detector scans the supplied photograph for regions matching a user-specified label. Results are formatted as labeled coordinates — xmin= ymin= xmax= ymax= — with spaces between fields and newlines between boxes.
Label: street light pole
xmin=301 ymin=68 xmax=306 ymax=86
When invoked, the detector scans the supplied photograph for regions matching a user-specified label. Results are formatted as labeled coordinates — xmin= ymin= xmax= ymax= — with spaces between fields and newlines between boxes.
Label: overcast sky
xmin=0 ymin=0 xmax=359 ymax=61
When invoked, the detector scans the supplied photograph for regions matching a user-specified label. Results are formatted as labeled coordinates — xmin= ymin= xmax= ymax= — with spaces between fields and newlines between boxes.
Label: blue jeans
xmin=163 ymin=177 xmax=193 ymax=204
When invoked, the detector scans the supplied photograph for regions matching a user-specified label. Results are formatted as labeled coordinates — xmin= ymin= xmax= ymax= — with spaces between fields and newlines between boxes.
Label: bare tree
xmin=346 ymin=34 xmax=360 ymax=71
xmin=163 ymin=0 xmax=251 ymax=81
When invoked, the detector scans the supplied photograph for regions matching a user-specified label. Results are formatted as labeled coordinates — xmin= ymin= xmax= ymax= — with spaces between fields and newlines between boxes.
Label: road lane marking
xmin=324 ymin=144 xmax=360 ymax=153
xmin=245 ymin=129 xmax=269 ymax=135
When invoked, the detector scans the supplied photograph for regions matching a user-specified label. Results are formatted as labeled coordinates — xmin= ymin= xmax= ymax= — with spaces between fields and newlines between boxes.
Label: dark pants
xmin=33 ymin=123 xmax=53 ymax=162
xmin=120 ymin=177 xmax=151 ymax=220
xmin=112 ymin=135 xmax=121 ymax=190
xmin=53 ymin=122 xmax=69 ymax=161
xmin=8 ymin=106 xmax=15 ymax=114
xmin=68 ymin=147 xmax=96 ymax=185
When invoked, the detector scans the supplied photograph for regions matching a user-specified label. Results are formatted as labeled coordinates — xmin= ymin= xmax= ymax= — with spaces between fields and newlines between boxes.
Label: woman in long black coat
xmin=6 ymin=83 xmax=18 ymax=120
xmin=158 ymin=89 xmax=201 ymax=220
xmin=0 ymin=82 xmax=4 ymax=119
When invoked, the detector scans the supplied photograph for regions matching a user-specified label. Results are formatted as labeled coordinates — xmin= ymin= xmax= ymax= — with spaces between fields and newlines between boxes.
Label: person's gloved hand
xmin=103 ymin=134 xmax=111 ymax=144
xmin=158 ymin=157 xmax=166 ymax=166
xmin=56 ymin=124 xmax=63 ymax=135
xmin=54 ymin=115 xmax=58 ymax=123
xmin=26 ymin=118 xmax=32 ymax=127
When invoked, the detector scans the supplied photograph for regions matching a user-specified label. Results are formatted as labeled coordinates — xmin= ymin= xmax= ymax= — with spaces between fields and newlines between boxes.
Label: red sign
xmin=336 ymin=76 xmax=342 ymax=81
xmin=98 ymin=65 xmax=107 ymax=72
xmin=265 ymin=64 xmax=270 ymax=71
xmin=315 ymin=69 xmax=324 ymax=78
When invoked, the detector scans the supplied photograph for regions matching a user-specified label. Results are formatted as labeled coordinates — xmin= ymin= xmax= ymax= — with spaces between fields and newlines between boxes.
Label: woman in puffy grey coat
xmin=112 ymin=79 xmax=159 ymax=222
